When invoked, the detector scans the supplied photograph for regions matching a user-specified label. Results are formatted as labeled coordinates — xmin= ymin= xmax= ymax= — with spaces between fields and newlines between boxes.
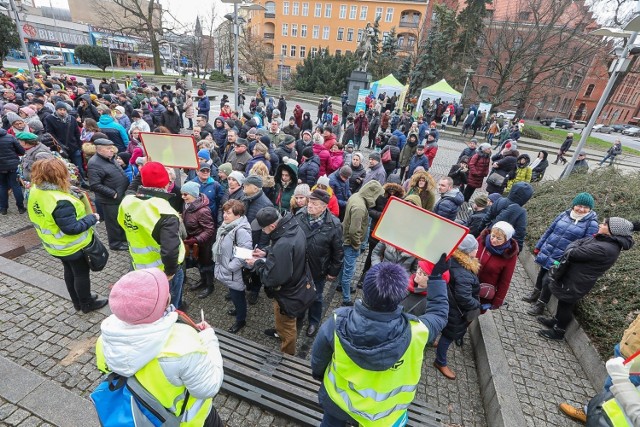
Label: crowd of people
xmin=1 ymin=67 xmax=639 ymax=426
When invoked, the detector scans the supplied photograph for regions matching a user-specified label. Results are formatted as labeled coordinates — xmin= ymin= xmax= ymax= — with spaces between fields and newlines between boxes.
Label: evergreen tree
xmin=372 ymin=27 xmax=398 ymax=80
xmin=292 ymin=48 xmax=357 ymax=95
xmin=454 ymin=0 xmax=491 ymax=70
xmin=397 ymin=55 xmax=413 ymax=84
xmin=0 ymin=14 xmax=20 ymax=68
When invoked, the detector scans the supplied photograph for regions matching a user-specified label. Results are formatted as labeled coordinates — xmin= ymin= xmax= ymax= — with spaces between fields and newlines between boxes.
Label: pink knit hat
xmin=109 ymin=269 xmax=170 ymax=325
xmin=19 ymin=106 xmax=35 ymax=117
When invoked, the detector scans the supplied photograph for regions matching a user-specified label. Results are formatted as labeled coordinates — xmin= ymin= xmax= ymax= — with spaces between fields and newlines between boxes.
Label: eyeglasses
xmin=490 ymin=233 xmax=506 ymax=242
xmin=199 ymin=169 xmax=211 ymax=173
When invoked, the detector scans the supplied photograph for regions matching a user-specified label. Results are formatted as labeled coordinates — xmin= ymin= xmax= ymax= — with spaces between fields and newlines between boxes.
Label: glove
xmin=606 ymin=357 xmax=631 ymax=385
xmin=430 ymin=253 xmax=450 ymax=278
xmin=184 ymin=238 xmax=197 ymax=246
xmin=533 ymin=248 xmax=540 ymax=255
xmin=481 ymin=303 xmax=492 ymax=310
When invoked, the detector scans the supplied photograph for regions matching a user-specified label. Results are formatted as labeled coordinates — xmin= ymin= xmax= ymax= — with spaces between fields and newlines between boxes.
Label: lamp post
xmin=279 ymin=54 xmax=285 ymax=96
xmin=561 ymin=10 xmax=640 ymax=179
xmin=6 ymin=0 xmax=35 ymax=80
xmin=461 ymin=68 xmax=474 ymax=104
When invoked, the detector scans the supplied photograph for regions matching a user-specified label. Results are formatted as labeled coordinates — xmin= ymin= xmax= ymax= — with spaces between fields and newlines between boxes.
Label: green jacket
xmin=342 ymin=181 xmax=384 ymax=249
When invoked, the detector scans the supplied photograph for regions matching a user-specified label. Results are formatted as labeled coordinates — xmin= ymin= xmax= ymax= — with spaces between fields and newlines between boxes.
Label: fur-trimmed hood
xmin=408 ymin=171 xmax=436 ymax=191
xmin=382 ymin=182 xmax=405 ymax=198
xmin=451 ymin=249 xmax=481 ymax=275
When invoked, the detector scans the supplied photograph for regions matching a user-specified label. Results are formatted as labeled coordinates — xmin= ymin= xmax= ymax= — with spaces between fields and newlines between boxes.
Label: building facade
xmin=245 ymin=0 xmax=431 ymax=78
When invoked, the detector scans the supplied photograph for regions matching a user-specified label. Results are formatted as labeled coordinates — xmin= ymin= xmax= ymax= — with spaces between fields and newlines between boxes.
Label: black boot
xmin=538 ymin=326 xmax=565 ymax=340
xmin=189 ymin=271 xmax=207 ymax=291
xmin=197 ymin=271 xmax=214 ymax=299
xmin=537 ymin=316 xmax=557 ymax=328
xmin=527 ymin=301 xmax=546 ymax=316
xmin=81 ymin=298 xmax=108 ymax=314
xmin=522 ymin=289 xmax=541 ymax=303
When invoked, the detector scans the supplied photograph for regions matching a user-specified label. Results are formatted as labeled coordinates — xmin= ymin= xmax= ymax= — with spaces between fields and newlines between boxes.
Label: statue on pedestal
xmin=355 ymin=22 xmax=377 ymax=72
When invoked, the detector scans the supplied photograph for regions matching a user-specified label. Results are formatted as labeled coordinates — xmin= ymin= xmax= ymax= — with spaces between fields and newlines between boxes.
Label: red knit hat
xmin=140 ymin=161 xmax=170 ymax=188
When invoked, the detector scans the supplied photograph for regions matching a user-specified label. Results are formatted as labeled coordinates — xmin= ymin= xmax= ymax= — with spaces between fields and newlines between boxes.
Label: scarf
xmin=484 ymin=234 xmax=512 ymax=256
xmin=569 ymin=209 xmax=589 ymax=224
xmin=529 ymin=158 xmax=541 ymax=170
xmin=213 ymin=217 xmax=243 ymax=264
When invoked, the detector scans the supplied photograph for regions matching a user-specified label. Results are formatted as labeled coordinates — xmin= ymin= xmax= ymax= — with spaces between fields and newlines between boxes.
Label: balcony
xmin=264 ymin=32 xmax=274 ymax=39
xmin=265 ymin=12 xmax=275 ymax=18
xmin=399 ymin=20 xmax=419 ymax=28
xmin=265 ymin=53 xmax=275 ymax=60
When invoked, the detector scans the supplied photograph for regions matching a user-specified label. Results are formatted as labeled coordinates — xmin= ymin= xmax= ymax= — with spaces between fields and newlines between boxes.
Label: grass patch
xmin=526 ymin=124 xmax=640 ymax=155
xmin=525 ymin=167 xmax=640 ymax=358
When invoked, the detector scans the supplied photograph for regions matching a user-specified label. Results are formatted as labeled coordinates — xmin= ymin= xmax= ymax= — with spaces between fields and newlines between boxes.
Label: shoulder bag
xmin=273 ymin=261 xmax=316 ymax=318
xmin=486 ymin=171 xmax=506 ymax=187
xmin=83 ymin=235 xmax=110 ymax=271
xmin=381 ymin=148 xmax=392 ymax=164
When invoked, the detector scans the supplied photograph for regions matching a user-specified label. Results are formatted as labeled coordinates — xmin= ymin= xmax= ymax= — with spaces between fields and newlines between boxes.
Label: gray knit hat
xmin=457 ymin=234 xmax=479 ymax=254
xmin=228 ymin=171 xmax=245 ymax=185
xmin=244 ymin=174 xmax=263 ymax=188
xmin=608 ymin=217 xmax=634 ymax=236
xmin=181 ymin=181 xmax=200 ymax=198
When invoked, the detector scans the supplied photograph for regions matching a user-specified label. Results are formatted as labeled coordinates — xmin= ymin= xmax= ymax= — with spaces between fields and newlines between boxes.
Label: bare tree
xmin=213 ymin=21 xmax=234 ymax=74
xmin=475 ymin=0 xmax=604 ymax=114
xmin=238 ymin=30 xmax=274 ymax=85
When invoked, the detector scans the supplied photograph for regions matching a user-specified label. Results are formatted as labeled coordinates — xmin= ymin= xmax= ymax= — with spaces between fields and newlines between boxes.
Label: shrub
xmin=74 ymin=45 xmax=112 ymax=72
xmin=521 ymin=126 xmax=543 ymax=140
xmin=525 ymin=167 xmax=640 ymax=358
xmin=208 ymin=71 xmax=229 ymax=82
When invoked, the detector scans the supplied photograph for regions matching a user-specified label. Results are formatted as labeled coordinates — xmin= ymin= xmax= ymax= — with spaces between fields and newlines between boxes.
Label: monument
xmin=346 ymin=21 xmax=376 ymax=113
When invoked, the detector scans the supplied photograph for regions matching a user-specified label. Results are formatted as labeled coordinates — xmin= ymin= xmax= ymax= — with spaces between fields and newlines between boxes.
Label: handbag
xmin=272 ymin=261 xmax=316 ymax=318
xmin=479 ymin=282 xmax=496 ymax=300
xmin=486 ymin=171 xmax=506 ymax=187
xmin=82 ymin=235 xmax=110 ymax=272
xmin=184 ymin=243 xmax=199 ymax=269
xmin=548 ymin=251 xmax=571 ymax=283
xmin=381 ymin=148 xmax=392 ymax=164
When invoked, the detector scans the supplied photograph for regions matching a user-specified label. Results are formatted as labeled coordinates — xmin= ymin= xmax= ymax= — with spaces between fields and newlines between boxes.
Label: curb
xmin=469 ymin=312 xmax=527 ymax=427
xmin=518 ymin=245 xmax=607 ymax=389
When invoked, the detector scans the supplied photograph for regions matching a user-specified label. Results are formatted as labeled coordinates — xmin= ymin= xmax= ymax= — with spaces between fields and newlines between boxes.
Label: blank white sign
xmin=139 ymin=132 xmax=199 ymax=169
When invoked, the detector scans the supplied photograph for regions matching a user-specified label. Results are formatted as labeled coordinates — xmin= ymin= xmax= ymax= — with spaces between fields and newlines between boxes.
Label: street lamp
xmin=3 ymin=0 xmax=35 ymax=80
xmin=222 ymin=0 xmax=266 ymax=111
xmin=561 ymin=9 xmax=640 ymax=178
xmin=461 ymin=68 xmax=474 ymax=104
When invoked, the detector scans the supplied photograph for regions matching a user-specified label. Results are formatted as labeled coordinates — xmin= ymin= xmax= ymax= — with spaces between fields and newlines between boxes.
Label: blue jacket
xmin=433 ymin=188 xmax=464 ymax=221
xmin=310 ymin=277 xmax=448 ymax=419
xmin=198 ymin=96 xmax=210 ymax=116
xmin=418 ymin=122 xmax=429 ymax=142
xmin=149 ymin=103 xmax=166 ymax=125
xmin=534 ymin=209 xmax=599 ymax=270
xmin=190 ymin=176 xmax=222 ymax=225
xmin=392 ymin=129 xmax=407 ymax=151
xmin=328 ymin=171 xmax=351 ymax=209
xmin=298 ymin=155 xmax=320 ymax=187
xmin=407 ymin=153 xmax=430 ymax=176
xmin=245 ymin=155 xmax=271 ymax=176
xmin=482 ymin=182 xmax=534 ymax=251
xmin=98 ymin=115 xmax=129 ymax=148
xmin=211 ymin=117 xmax=227 ymax=148
xmin=0 ymin=129 xmax=24 ymax=171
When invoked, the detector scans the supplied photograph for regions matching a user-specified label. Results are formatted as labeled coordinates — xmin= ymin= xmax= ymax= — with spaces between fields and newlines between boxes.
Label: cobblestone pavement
xmin=0 ymin=396 xmax=51 ymax=427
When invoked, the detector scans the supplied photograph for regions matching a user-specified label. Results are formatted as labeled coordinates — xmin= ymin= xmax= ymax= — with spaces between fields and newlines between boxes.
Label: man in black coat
xmin=296 ymin=189 xmax=344 ymax=337
xmin=0 ymin=128 xmax=25 ymax=214
xmin=44 ymin=101 xmax=84 ymax=179
xmin=246 ymin=207 xmax=307 ymax=355
xmin=87 ymin=138 xmax=129 ymax=250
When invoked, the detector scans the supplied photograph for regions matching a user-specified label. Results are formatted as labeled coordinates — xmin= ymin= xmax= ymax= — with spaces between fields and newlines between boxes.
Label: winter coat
xmin=226 ymin=149 xmax=252 ymax=173
xmin=458 ymin=147 xmax=476 ymax=163
xmin=531 ymin=159 xmax=549 ymax=182
xmin=197 ymin=96 xmax=210 ymax=117
xmin=98 ymin=115 xmax=129 ymax=151
xmin=296 ymin=208 xmax=344 ymax=280
xmin=301 ymin=113 xmax=313 ymax=133
xmin=433 ymin=188 xmax=464 ymax=221
xmin=44 ymin=113 xmax=81 ymax=152
xmin=534 ymin=209 xmax=599 ymax=270
xmin=425 ymin=141 xmax=438 ymax=166
xmin=348 ymin=163 xmax=366 ymax=193
xmin=183 ymin=194 xmax=215 ymax=246
xmin=272 ymin=163 xmax=298 ymax=214
xmin=0 ymin=129 xmax=24 ymax=171
xmin=482 ymin=182 xmax=533 ymax=251
xmin=391 ymin=130 xmax=407 ymax=151
xmin=371 ymin=241 xmax=417 ymax=272
xmin=448 ymin=164 xmax=468 ymax=187
xmin=20 ymin=142 xmax=53 ymax=180
xmin=87 ymin=153 xmax=129 ymax=205
xmin=505 ymin=154 xmax=532 ymax=193
xmin=328 ymin=150 xmax=344 ymax=175
xmin=343 ymin=181 xmax=384 ymax=248
xmin=550 ymin=233 xmax=633 ymax=303
xmin=407 ymin=153 xmax=430 ymax=177
xmin=245 ymin=155 xmax=271 ymax=176
xmin=560 ymin=136 xmax=573 ymax=153
xmin=381 ymin=137 xmax=400 ymax=175
xmin=405 ymin=171 xmax=437 ymax=211
xmin=328 ymin=171 xmax=351 ymax=211
xmin=293 ymin=106 xmax=304 ymax=129
xmin=342 ymin=124 xmax=355 ymax=145
xmin=298 ymin=155 xmax=321 ymax=187
xmin=184 ymin=96 xmax=194 ymax=119
xmin=441 ymin=252 xmax=481 ymax=340
xmin=399 ymin=137 xmax=418 ymax=168
xmin=77 ymin=101 xmax=100 ymax=122
xmin=354 ymin=115 xmax=368 ymax=136
xmin=149 ymin=103 xmax=166 ymax=125
xmin=243 ymin=189 xmax=274 ymax=247
xmin=466 ymin=208 xmax=488 ymax=237
xmin=313 ymin=144 xmax=331 ymax=177
xmin=476 ymin=229 xmax=518 ymax=308
xmin=211 ymin=118 xmax=227 ymax=148
xmin=282 ymin=124 xmax=300 ymax=140
xmin=274 ymin=142 xmax=297 ymax=164
xmin=361 ymin=162 xmax=387 ymax=187
xmin=214 ymin=216 xmax=253 ymax=291
xmin=485 ymin=150 xmax=518 ymax=194
xmin=467 ymin=152 xmax=491 ymax=188
xmin=189 ymin=177 xmax=223 ymax=223
xmin=160 ymin=110 xmax=181 ymax=134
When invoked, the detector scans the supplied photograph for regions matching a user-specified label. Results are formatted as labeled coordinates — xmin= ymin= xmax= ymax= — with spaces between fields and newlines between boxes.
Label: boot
xmin=521 ymin=289 xmax=541 ymax=303
xmin=433 ymin=362 xmax=456 ymax=380
xmin=81 ymin=298 xmax=108 ymax=314
xmin=537 ymin=316 xmax=557 ymax=328
xmin=197 ymin=271 xmax=214 ymax=299
xmin=527 ymin=301 xmax=545 ymax=316
xmin=189 ymin=271 xmax=207 ymax=291
xmin=559 ymin=403 xmax=587 ymax=423
xmin=538 ymin=326 xmax=566 ymax=340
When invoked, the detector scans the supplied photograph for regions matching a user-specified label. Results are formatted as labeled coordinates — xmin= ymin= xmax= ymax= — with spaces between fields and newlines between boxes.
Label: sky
xmin=33 ymin=0 xmax=231 ymax=30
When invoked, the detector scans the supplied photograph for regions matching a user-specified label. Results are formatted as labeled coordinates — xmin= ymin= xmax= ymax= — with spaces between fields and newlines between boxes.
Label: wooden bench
xmin=215 ymin=328 xmax=446 ymax=426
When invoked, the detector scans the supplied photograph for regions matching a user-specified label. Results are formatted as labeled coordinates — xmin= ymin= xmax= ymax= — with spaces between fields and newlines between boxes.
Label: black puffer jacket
xmin=442 ymin=252 xmax=481 ymax=340
xmin=466 ymin=208 xmax=488 ymax=237
xmin=486 ymin=150 xmax=518 ymax=194
xmin=296 ymin=208 xmax=344 ymax=281
xmin=298 ymin=155 xmax=320 ymax=187
xmin=44 ymin=113 xmax=81 ymax=152
xmin=243 ymin=189 xmax=274 ymax=248
xmin=0 ymin=129 xmax=24 ymax=171
xmin=482 ymin=182 xmax=533 ymax=251
xmin=381 ymin=136 xmax=401 ymax=175
xmin=87 ymin=153 xmax=129 ymax=205
xmin=550 ymin=233 xmax=634 ymax=303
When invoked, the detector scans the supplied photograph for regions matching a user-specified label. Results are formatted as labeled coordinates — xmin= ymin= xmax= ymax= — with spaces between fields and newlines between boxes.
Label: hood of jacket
xmin=507 ymin=182 xmax=533 ymax=206
xmin=184 ymin=193 xmax=210 ymax=213
xmin=441 ymin=188 xmax=464 ymax=205
xmin=358 ymin=180 xmax=384 ymax=208
xmin=451 ymin=250 xmax=481 ymax=275
xmin=598 ymin=233 xmax=634 ymax=251
xmin=214 ymin=117 xmax=224 ymax=129
xmin=388 ymin=135 xmax=399 ymax=146
xmin=0 ymin=128 xmax=7 ymax=138
xmin=409 ymin=171 xmax=436 ymax=191
xmin=98 ymin=114 xmax=115 ymax=125
xmin=517 ymin=153 xmax=530 ymax=168
xmin=275 ymin=162 xmax=298 ymax=185
xmin=99 ymin=312 xmax=178 ymax=376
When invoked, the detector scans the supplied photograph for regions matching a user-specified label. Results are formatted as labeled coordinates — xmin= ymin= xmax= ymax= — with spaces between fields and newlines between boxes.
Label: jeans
xmin=435 ymin=335 xmax=453 ymax=366
xmin=0 ymin=169 xmax=24 ymax=211
xmin=70 ymin=149 xmax=86 ymax=179
xmin=354 ymin=134 xmax=363 ymax=150
xmin=61 ymin=256 xmax=92 ymax=307
xmin=338 ymin=245 xmax=360 ymax=303
xmin=599 ymin=154 xmax=616 ymax=166
xmin=534 ymin=268 xmax=549 ymax=291
xmin=308 ymin=278 xmax=326 ymax=326
xmin=487 ymin=133 xmax=495 ymax=145
xmin=169 ymin=266 xmax=185 ymax=309
xmin=229 ymin=288 xmax=247 ymax=322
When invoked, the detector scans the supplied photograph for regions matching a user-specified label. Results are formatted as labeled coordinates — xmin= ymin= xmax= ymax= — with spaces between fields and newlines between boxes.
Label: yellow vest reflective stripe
xmin=96 ymin=323 xmax=213 ymax=426
xmin=323 ymin=314 xmax=429 ymax=426
xmin=603 ymin=397 xmax=633 ymax=427
xmin=118 ymin=194 xmax=185 ymax=271
xmin=27 ymin=186 xmax=93 ymax=257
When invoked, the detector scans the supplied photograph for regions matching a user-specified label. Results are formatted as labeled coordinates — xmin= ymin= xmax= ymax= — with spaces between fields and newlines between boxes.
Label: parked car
xmin=37 ymin=54 xmax=65 ymax=65
xmin=612 ymin=124 xmax=632 ymax=133
xmin=573 ymin=120 xmax=588 ymax=130
xmin=622 ymin=126 xmax=640 ymax=136
xmin=592 ymin=124 xmax=613 ymax=134
xmin=539 ymin=117 xmax=575 ymax=129
xmin=497 ymin=110 xmax=517 ymax=120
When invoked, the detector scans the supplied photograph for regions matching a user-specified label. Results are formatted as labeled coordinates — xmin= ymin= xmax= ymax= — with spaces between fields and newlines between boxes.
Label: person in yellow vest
xmin=96 ymin=268 xmax=225 ymax=426
xmin=27 ymin=157 xmax=107 ymax=313
xmin=311 ymin=259 xmax=450 ymax=427
xmin=117 ymin=161 xmax=186 ymax=308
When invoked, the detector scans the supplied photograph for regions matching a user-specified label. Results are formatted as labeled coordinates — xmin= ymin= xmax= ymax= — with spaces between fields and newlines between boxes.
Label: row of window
xmin=278 ymin=44 xmax=332 ymax=58
xmin=279 ymin=24 xmax=402 ymax=44
xmin=276 ymin=2 xmax=395 ymax=22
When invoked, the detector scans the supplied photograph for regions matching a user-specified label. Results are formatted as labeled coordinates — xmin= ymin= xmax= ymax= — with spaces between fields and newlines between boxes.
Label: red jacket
xmin=313 ymin=144 xmax=331 ymax=177
xmin=425 ymin=143 xmax=438 ymax=167
xmin=293 ymin=105 xmax=303 ymax=128
xmin=476 ymin=229 xmax=518 ymax=308
xmin=354 ymin=115 xmax=368 ymax=136
xmin=323 ymin=133 xmax=338 ymax=150
xmin=467 ymin=153 xmax=491 ymax=188
xmin=328 ymin=150 xmax=344 ymax=175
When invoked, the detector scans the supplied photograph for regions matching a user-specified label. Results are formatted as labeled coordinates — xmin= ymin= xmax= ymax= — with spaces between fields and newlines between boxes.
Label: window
xmin=300 ymin=46 xmax=306 ymax=57
xmin=337 ymin=27 xmax=344 ymax=41
xmin=291 ymin=24 xmax=298 ymax=37
xmin=311 ymin=47 xmax=318 ymax=58
xmin=325 ymin=3 xmax=331 ymax=17
xmin=315 ymin=3 xmax=321 ymax=17
xmin=282 ymin=23 xmax=288 ymax=36
xmin=290 ymin=45 xmax=296 ymax=56
xmin=397 ymin=35 xmax=404 ymax=48
xmin=360 ymin=6 xmax=368 ymax=20
xmin=301 ymin=24 xmax=307 ymax=37
xmin=584 ymin=84 xmax=595 ymax=97
xmin=265 ymin=1 xmax=276 ymax=14
xmin=302 ymin=2 xmax=308 ymax=16
xmin=312 ymin=25 xmax=319 ymax=39
xmin=382 ymin=31 xmax=389 ymax=42
xmin=485 ymin=61 xmax=496 ymax=77
xmin=347 ymin=28 xmax=354 ymax=41
xmin=336 ymin=49 xmax=342 ymax=55
xmin=283 ymin=1 xmax=289 ymax=15
xmin=408 ymin=35 xmax=416 ymax=48
xmin=323 ymin=26 xmax=330 ymax=39
xmin=518 ymin=11 xmax=531 ymax=20
xmin=350 ymin=5 xmax=357 ymax=19
xmin=357 ymin=29 xmax=363 ymax=41
xmin=278 ymin=65 xmax=291 ymax=80
xmin=281 ymin=44 xmax=287 ymax=56
xmin=375 ymin=7 xmax=383 ymax=19
xmin=292 ymin=1 xmax=299 ymax=15
xmin=479 ymin=86 xmax=489 ymax=99
xmin=514 ymin=36 xmax=523 ymax=49
xmin=548 ymin=96 xmax=560 ymax=111
xmin=340 ymin=5 xmax=346 ymax=19
xmin=385 ymin=7 xmax=393 ymax=22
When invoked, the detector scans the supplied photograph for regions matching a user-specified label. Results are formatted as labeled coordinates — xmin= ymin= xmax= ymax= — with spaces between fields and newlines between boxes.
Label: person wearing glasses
xmin=189 ymin=163 xmax=223 ymax=228
xmin=476 ymin=221 xmax=518 ymax=310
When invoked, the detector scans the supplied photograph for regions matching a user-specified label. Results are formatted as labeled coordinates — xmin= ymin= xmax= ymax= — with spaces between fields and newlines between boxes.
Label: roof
xmin=422 ymin=79 xmax=461 ymax=96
